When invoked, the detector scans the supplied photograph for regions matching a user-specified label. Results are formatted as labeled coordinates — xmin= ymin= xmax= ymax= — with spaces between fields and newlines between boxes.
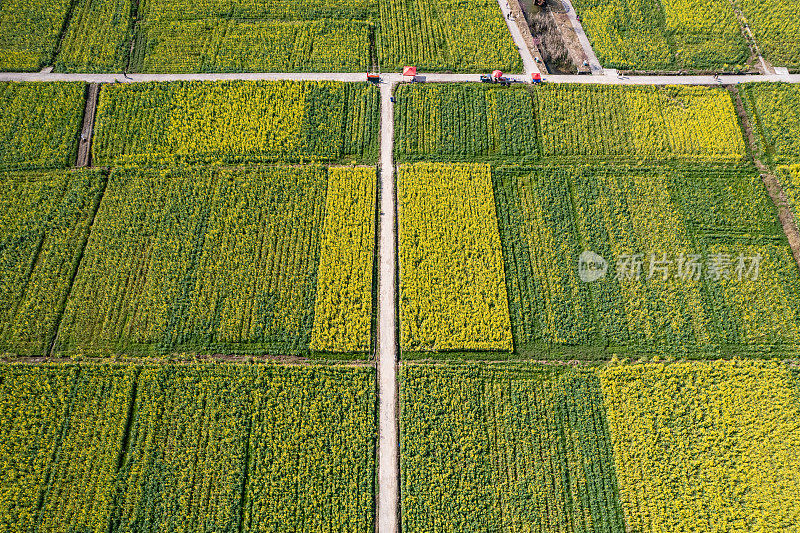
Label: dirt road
xmin=377 ymin=76 xmax=400 ymax=533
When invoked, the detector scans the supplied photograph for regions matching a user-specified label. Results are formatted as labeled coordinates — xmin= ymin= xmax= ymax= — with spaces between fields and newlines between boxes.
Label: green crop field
xmin=93 ymin=80 xmax=380 ymax=166
xmin=0 ymin=170 xmax=105 ymax=356
xmin=379 ymin=0 xmax=521 ymax=72
xmin=741 ymin=83 xmax=800 ymax=163
xmin=131 ymin=0 xmax=378 ymax=73
xmin=54 ymin=0 xmax=134 ymax=73
xmin=737 ymin=0 xmax=800 ymax=70
xmin=0 ymin=0 xmax=73 ymax=71
xmin=570 ymin=0 xmax=750 ymax=72
xmin=0 ymin=82 xmax=86 ymax=171
xmin=495 ymin=165 xmax=800 ymax=359
xmin=394 ymin=84 xmax=537 ymax=162
xmin=0 ymin=363 xmax=376 ymax=532
xmin=400 ymin=363 xmax=626 ymax=532
xmin=400 ymin=360 xmax=800 ymax=532
xmin=54 ymin=165 xmax=376 ymax=358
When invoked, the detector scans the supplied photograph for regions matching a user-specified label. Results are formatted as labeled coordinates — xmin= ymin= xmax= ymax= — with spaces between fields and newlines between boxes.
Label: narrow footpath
xmin=377 ymin=76 xmax=400 ymax=533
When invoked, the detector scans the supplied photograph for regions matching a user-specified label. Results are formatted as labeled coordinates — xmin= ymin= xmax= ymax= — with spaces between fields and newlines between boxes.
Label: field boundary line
xmin=728 ymin=0 xmax=772 ymax=74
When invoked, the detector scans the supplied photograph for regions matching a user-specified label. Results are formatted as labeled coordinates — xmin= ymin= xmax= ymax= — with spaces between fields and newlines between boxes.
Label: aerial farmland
xmin=1 ymin=0 xmax=799 ymax=531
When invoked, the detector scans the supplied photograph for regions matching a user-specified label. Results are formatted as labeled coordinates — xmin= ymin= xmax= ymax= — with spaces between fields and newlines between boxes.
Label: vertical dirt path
xmin=377 ymin=76 xmax=399 ymax=533
xmin=76 ymin=83 xmax=99 ymax=167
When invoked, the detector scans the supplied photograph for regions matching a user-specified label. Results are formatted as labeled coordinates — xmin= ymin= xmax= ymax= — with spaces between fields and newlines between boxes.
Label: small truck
xmin=480 ymin=74 xmax=512 ymax=87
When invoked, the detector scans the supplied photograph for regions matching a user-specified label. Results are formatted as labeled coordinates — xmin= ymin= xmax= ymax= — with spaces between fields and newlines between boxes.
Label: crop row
xmin=93 ymin=80 xmax=380 ymax=166
xmin=0 ymin=362 xmax=376 ymax=532
xmin=400 ymin=359 xmax=800 ymax=532
xmin=398 ymin=162 xmax=513 ymax=354
xmin=395 ymin=83 xmax=747 ymax=163
xmin=494 ymin=165 xmax=800 ymax=358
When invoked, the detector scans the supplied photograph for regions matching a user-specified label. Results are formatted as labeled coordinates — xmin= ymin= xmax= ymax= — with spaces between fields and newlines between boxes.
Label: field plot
xmin=0 ymin=364 xmax=136 ymax=533
xmin=0 ymin=363 xmax=375 ymax=532
xmin=400 ymin=363 xmax=625 ymax=533
xmin=55 ymin=165 xmax=376 ymax=357
xmin=398 ymin=163 xmax=513 ymax=354
xmin=741 ymin=82 xmax=800 ymax=163
xmin=0 ymin=170 xmax=105 ymax=356
xmin=115 ymin=364 xmax=376 ymax=533
xmin=570 ymin=0 xmax=749 ymax=71
xmin=0 ymin=0 xmax=72 ymax=71
xmin=599 ymin=360 xmax=800 ymax=531
xmin=494 ymin=166 xmax=800 ymax=358
xmin=394 ymin=84 xmax=537 ymax=162
xmin=0 ymin=82 xmax=86 ymax=171
xmin=242 ymin=365 xmax=376 ymax=532
xmin=54 ymin=0 xmax=135 ymax=73
xmin=0 ymin=365 xmax=76 ymax=533
xmin=311 ymin=167 xmax=377 ymax=353
xmin=36 ymin=365 xmax=137 ymax=533
xmin=737 ymin=0 xmax=800 ymax=70
xmin=394 ymin=84 xmax=746 ymax=164
xmin=93 ymin=80 xmax=379 ymax=166
xmin=379 ymin=0 xmax=522 ymax=72
xmin=533 ymin=84 xmax=746 ymax=163
xmin=131 ymin=0 xmax=376 ymax=72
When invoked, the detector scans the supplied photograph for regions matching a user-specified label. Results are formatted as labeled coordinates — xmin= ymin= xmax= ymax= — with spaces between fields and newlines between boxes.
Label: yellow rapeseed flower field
xmin=311 ymin=167 xmax=377 ymax=354
xmin=93 ymin=80 xmax=380 ymax=166
xmin=599 ymin=360 xmax=800 ymax=532
xmin=398 ymin=162 xmax=513 ymax=353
